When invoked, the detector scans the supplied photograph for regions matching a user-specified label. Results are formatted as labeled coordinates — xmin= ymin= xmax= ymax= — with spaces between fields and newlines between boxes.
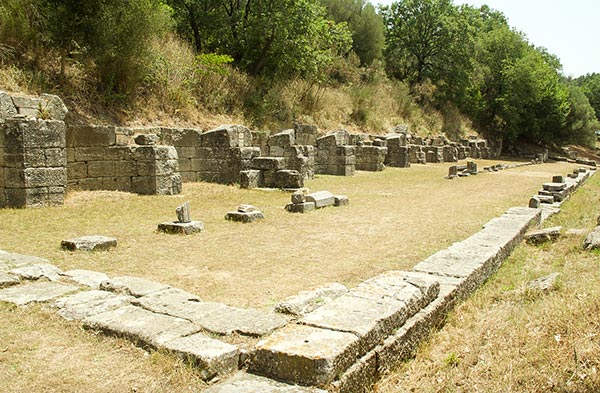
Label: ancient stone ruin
xmin=61 ymin=236 xmax=118 ymax=252
xmin=158 ymin=201 xmax=204 ymax=235
xmin=285 ymin=190 xmax=348 ymax=213
xmin=225 ymin=204 xmax=265 ymax=223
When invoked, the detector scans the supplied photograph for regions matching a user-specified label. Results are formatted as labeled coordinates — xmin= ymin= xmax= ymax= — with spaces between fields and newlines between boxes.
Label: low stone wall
xmin=316 ymin=130 xmax=356 ymax=176
xmin=67 ymin=125 xmax=182 ymax=195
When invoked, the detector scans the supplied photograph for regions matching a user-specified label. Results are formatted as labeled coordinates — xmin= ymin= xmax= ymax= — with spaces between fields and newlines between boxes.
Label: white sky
xmin=375 ymin=0 xmax=599 ymax=77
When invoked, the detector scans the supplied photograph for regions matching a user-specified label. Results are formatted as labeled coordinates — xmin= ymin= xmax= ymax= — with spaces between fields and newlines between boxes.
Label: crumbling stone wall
xmin=159 ymin=127 xmax=203 ymax=183
xmin=315 ymin=130 xmax=355 ymax=176
xmin=267 ymin=129 xmax=315 ymax=180
xmin=0 ymin=91 xmax=68 ymax=208
xmin=198 ymin=125 xmax=260 ymax=184
xmin=67 ymin=125 xmax=182 ymax=195
xmin=355 ymin=143 xmax=387 ymax=171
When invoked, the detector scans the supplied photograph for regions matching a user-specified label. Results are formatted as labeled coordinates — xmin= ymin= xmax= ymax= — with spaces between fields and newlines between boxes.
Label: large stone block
xmin=67 ymin=125 xmax=116 ymax=147
xmin=22 ymin=167 xmax=67 ymax=187
xmin=87 ymin=161 xmax=115 ymax=177
xmin=5 ymin=118 xmax=65 ymax=149
xmin=251 ymin=157 xmax=285 ymax=170
xmin=275 ymin=170 xmax=303 ymax=189
xmin=251 ymin=324 xmax=361 ymax=386
xmin=306 ymin=191 xmax=335 ymax=208
xmin=160 ymin=127 xmax=202 ymax=147
xmin=269 ymin=129 xmax=295 ymax=148
xmin=240 ymin=170 xmax=261 ymax=189
xmin=0 ymin=91 xmax=17 ymax=120
xmin=201 ymin=125 xmax=252 ymax=148
xmin=205 ymin=372 xmax=327 ymax=393
xmin=294 ymin=123 xmax=318 ymax=146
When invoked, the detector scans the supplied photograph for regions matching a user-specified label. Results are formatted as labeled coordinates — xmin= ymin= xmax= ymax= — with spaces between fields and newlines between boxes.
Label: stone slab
xmin=251 ymin=324 xmax=361 ymax=386
xmin=10 ymin=263 xmax=62 ymax=281
xmin=225 ymin=211 xmax=265 ymax=223
xmin=61 ymin=269 xmax=109 ymax=289
xmin=525 ymin=226 xmax=562 ymax=245
xmin=305 ymin=191 xmax=335 ymax=208
xmin=137 ymin=293 xmax=289 ymax=336
xmin=542 ymin=182 xmax=567 ymax=192
xmin=0 ymin=272 xmax=20 ymax=288
xmin=526 ymin=273 xmax=560 ymax=292
xmin=0 ymin=252 xmax=50 ymax=271
xmin=83 ymin=305 xmax=200 ymax=347
xmin=584 ymin=226 xmax=600 ymax=250
xmin=54 ymin=290 xmax=133 ymax=320
xmin=0 ymin=282 xmax=78 ymax=306
xmin=333 ymin=195 xmax=349 ymax=207
xmin=162 ymin=333 xmax=240 ymax=381
xmin=61 ymin=236 xmax=117 ymax=251
xmin=204 ymin=372 xmax=327 ymax=393
xmin=274 ymin=282 xmax=348 ymax=317
xmin=100 ymin=276 xmax=171 ymax=297
xmin=158 ymin=221 xmax=204 ymax=235
xmin=285 ymin=202 xmax=316 ymax=213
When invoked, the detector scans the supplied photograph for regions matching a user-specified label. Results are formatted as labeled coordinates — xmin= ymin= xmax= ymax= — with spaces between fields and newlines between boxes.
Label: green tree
xmin=563 ymin=83 xmax=599 ymax=147
xmin=320 ymin=0 xmax=385 ymax=65
xmin=167 ymin=0 xmax=351 ymax=80
xmin=575 ymin=73 xmax=600 ymax=120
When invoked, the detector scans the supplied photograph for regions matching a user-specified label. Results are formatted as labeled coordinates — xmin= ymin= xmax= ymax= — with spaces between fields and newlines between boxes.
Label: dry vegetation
xmin=377 ymin=168 xmax=600 ymax=392
xmin=0 ymin=160 xmax=593 ymax=392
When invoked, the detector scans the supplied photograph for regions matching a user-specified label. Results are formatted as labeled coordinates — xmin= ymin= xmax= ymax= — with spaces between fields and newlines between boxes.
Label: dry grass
xmin=377 ymin=168 xmax=600 ymax=392
xmin=0 ymin=160 xmax=580 ymax=309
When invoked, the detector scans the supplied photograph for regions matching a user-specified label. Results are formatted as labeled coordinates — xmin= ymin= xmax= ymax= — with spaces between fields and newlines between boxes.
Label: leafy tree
xmin=167 ymin=0 xmax=351 ymax=80
xmin=320 ymin=0 xmax=385 ymax=65
xmin=575 ymin=73 xmax=600 ymax=120
xmin=563 ymin=83 xmax=599 ymax=147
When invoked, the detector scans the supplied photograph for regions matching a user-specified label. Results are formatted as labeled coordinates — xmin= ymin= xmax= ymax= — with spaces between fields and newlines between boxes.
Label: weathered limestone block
xmin=225 ymin=206 xmax=265 ymax=223
xmin=160 ymin=127 xmax=202 ymax=147
xmin=61 ymin=269 xmax=109 ymax=289
xmin=0 ymin=272 xmax=19 ymax=288
xmin=100 ymin=276 xmax=171 ymax=297
xmin=250 ymin=324 xmax=361 ymax=386
xmin=274 ymin=283 xmax=348 ymax=317
xmin=134 ymin=133 xmax=159 ymax=145
xmin=385 ymin=136 xmax=410 ymax=168
xmin=39 ymin=93 xmax=68 ymax=120
xmin=83 ymin=305 xmax=200 ymax=347
xmin=525 ymin=226 xmax=562 ymax=245
xmin=54 ymin=290 xmax=133 ymax=320
xmin=329 ymin=350 xmax=378 ymax=393
xmin=176 ymin=201 xmax=191 ymax=223
xmin=163 ymin=333 xmax=240 ymax=381
xmin=240 ymin=170 xmax=261 ymax=189
xmin=526 ymin=273 xmax=560 ymax=293
xmin=61 ymin=236 xmax=117 ymax=251
xmin=268 ymin=130 xmax=295 ymax=154
xmin=0 ymin=251 xmax=50 ymax=270
xmin=408 ymin=145 xmax=426 ymax=164
xmin=443 ymin=145 xmax=458 ymax=162
xmin=583 ymin=226 xmax=600 ymax=250
xmin=201 ymin=125 xmax=252 ymax=148
xmin=10 ymin=263 xmax=62 ymax=281
xmin=251 ymin=157 xmax=285 ymax=171
xmin=135 ymin=291 xmax=290 ymax=337
xmin=306 ymin=191 xmax=335 ymax=208
xmin=552 ymin=175 xmax=565 ymax=183
xmin=285 ymin=202 xmax=316 ymax=213
xmin=334 ymin=195 xmax=349 ymax=207
xmin=205 ymin=372 xmax=327 ymax=393
xmin=275 ymin=170 xmax=303 ymax=189
xmin=425 ymin=147 xmax=443 ymax=163
xmin=158 ymin=220 xmax=205 ymax=235
xmin=0 ymin=282 xmax=78 ymax=306
xmin=355 ymin=145 xmax=387 ymax=172
xmin=0 ymin=91 xmax=18 ymax=119
xmin=467 ymin=160 xmax=478 ymax=175
xmin=543 ymin=182 xmax=567 ymax=192
xmin=294 ymin=123 xmax=319 ymax=146
xmin=67 ymin=125 xmax=116 ymax=147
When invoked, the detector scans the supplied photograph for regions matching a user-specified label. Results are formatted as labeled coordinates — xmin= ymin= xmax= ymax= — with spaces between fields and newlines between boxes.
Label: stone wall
xmin=0 ymin=91 xmax=68 ymax=208
xmin=315 ymin=130 xmax=356 ymax=176
xmin=67 ymin=125 xmax=182 ymax=195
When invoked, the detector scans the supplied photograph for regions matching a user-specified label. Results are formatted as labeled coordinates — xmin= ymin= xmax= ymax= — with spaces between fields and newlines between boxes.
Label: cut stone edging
xmin=0 ymin=167 xmax=595 ymax=392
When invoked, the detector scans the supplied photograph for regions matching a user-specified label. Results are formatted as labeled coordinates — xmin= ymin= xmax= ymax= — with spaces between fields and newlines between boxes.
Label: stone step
xmin=204 ymin=372 xmax=327 ymax=392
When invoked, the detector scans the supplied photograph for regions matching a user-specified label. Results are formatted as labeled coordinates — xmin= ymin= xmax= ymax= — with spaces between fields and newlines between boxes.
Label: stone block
xmin=158 ymin=221 xmax=205 ymax=235
xmin=54 ymin=290 xmax=133 ymax=321
xmin=583 ymin=226 xmax=600 ymax=250
xmin=74 ymin=177 xmax=104 ymax=191
xmin=306 ymin=191 xmax=335 ymax=208
xmin=160 ymin=127 xmax=202 ymax=147
xmin=61 ymin=235 xmax=118 ymax=251
xmin=330 ymin=351 xmax=378 ymax=393
xmin=240 ymin=170 xmax=261 ymax=189
xmin=21 ymin=167 xmax=66 ymax=187
xmin=87 ymin=160 xmax=115 ymax=177
xmin=163 ymin=333 xmax=240 ymax=381
xmin=83 ymin=305 xmax=200 ymax=348
xmin=525 ymin=226 xmax=562 ymax=245
xmin=285 ymin=202 xmax=316 ymax=213
xmin=0 ymin=282 xmax=78 ymax=306
xmin=45 ymin=147 xmax=66 ymax=167
xmin=176 ymin=201 xmax=192 ymax=223
xmin=251 ymin=157 xmax=285 ymax=170
xmin=0 ymin=272 xmax=19 ymax=288
xmin=201 ymin=125 xmax=252 ymax=148
xmin=204 ymin=372 xmax=327 ymax=393
xmin=334 ymin=195 xmax=349 ymax=206
xmin=134 ymin=134 xmax=159 ymax=146
xmin=274 ymin=282 xmax=348 ymax=317
xmin=39 ymin=93 xmax=68 ymax=120
xmin=0 ymin=91 xmax=17 ymax=119
xmin=250 ymin=324 xmax=361 ymax=386
xmin=9 ymin=263 xmax=62 ymax=281
xmin=294 ymin=123 xmax=318 ymax=146
xmin=67 ymin=125 xmax=116 ymax=147
xmin=61 ymin=269 xmax=109 ymax=289
xmin=5 ymin=118 xmax=65 ymax=149
xmin=225 ymin=210 xmax=265 ymax=223
xmin=100 ymin=276 xmax=171 ymax=297
xmin=275 ymin=170 xmax=303 ymax=189
xmin=269 ymin=129 xmax=295 ymax=147
xmin=316 ymin=130 xmax=350 ymax=147
xmin=526 ymin=273 xmax=560 ymax=293
xmin=543 ymin=182 xmax=567 ymax=192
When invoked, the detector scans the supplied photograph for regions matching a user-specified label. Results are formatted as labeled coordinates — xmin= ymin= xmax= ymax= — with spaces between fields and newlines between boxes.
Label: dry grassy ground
xmin=377 ymin=168 xmax=600 ymax=392
xmin=0 ymin=159 xmax=589 ymax=392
